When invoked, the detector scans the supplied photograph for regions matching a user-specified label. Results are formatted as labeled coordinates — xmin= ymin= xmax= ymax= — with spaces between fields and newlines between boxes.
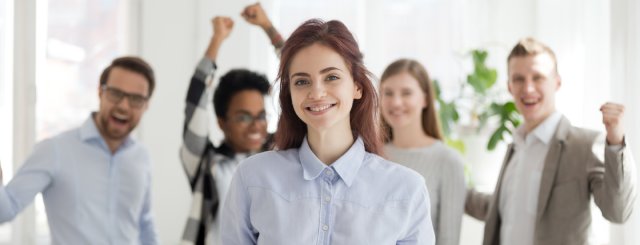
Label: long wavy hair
xmin=274 ymin=19 xmax=384 ymax=155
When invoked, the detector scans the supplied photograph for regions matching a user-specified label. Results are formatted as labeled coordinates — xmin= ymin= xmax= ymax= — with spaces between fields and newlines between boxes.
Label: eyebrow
xmin=233 ymin=110 xmax=266 ymax=115
xmin=106 ymin=86 xmax=148 ymax=98
xmin=290 ymin=67 xmax=343 ymax=78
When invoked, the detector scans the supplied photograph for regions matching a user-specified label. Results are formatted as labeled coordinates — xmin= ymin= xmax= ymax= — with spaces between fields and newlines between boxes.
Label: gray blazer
xmin=465 ymin=116 xmax=637 ymax=245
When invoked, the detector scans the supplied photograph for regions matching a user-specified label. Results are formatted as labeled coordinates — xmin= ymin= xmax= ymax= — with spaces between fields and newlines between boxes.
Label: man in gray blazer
xmin=465 ymin=37 xmax=637 ymax=245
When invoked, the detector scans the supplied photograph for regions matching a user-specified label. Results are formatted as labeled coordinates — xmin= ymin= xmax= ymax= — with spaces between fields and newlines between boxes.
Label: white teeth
xmin=309 ymin=104 xmax=332 ymax=112
xmin=248 ymin=133 xmax=262 ymax=140
xmin=113 ymin=114 xmax=129 ymax=120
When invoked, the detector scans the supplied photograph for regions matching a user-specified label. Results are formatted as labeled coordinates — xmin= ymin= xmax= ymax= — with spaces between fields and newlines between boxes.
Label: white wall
xmin=138 ymin=0 xmax=195 ymax=243
xmin=138 ymin=0 xmax=272 ymax=243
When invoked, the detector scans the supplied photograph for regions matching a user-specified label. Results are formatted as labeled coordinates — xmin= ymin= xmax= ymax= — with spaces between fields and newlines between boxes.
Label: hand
xmin=212 ymin=16 xmax=234 ymax=41
xmin=241 ymin=3 xmax=272 ymax=29
xmin=600 ymin=102 xmax=625 ymax=145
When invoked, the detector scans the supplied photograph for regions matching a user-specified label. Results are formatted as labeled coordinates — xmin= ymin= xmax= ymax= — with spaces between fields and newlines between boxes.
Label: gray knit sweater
xmin=384 ymin=141 xmax=466 ymax=245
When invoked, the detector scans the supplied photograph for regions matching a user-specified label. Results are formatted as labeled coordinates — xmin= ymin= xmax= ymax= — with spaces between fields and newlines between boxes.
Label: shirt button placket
xmin=320 ymin=168 xmax=335 ymax=245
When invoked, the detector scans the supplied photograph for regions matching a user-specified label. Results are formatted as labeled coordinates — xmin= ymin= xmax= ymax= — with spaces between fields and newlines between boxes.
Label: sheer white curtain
xmin=609 ymin=0 xmax=640 ymax=244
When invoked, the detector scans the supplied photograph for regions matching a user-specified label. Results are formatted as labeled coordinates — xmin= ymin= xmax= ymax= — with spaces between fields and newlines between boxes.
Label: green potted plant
xmin=434 ymin=49 xmax=521 ymax=153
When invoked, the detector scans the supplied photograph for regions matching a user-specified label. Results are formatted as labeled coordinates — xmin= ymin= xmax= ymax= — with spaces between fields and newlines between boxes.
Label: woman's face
xmin=380 ymin=72 xmax=427 ymax=130
xmin=288 ymin=43 xmax=362 ymax=134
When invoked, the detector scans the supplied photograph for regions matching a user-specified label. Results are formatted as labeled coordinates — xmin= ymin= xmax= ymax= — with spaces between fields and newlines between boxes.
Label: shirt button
xmin=322 ymin=225 xmax=329 ymax=231
xmin=325 ymin=169 xmax=333 ymax=176
xmin=324 ymin=196 xmax=331 ymax=202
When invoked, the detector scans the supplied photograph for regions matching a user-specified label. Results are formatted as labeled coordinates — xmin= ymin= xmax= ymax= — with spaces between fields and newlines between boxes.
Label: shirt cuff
xmin=196 ymin=57 xmax=217 ymax=75
xmin=606 ymin=136 xmax=626 ymax=152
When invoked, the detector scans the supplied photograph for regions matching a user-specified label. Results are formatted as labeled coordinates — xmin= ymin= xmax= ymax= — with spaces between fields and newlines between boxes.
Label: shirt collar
xmin=80 ymin=112 xmax=134 ymax=148
xmin=515 ymin=111 xmax=563 ymax=146
xmin=299 ymin=136 xmax=365 ymax=187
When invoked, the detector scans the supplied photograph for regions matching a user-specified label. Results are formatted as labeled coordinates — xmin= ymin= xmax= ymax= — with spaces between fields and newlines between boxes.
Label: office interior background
xmin=0 ymin=0 xmax=639 ymax=244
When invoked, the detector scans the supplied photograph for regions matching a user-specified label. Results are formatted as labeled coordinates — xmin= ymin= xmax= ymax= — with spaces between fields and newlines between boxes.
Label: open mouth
xmin=111 ymin=113 xmax=130 ymax=126
xmin=247 ymin=132 xmax=263 ymax=141
xmin=306 ymin=103 xmax=336 ymax=113
xmin=522 ymin=98 xmax=540 ymax=107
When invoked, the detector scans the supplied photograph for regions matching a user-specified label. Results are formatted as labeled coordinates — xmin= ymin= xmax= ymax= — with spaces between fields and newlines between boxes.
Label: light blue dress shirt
xmin=0 ymin=115 xmax=158 ymax=245
xmin=221 ymin=137 xmax=435 ymax=245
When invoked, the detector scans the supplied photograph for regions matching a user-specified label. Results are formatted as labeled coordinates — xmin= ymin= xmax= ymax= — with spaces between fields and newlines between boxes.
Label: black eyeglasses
xmin=101 ymin=85 xmax=149 ymax=109
xmin=231 ymin=112 xmax=267 ymax=125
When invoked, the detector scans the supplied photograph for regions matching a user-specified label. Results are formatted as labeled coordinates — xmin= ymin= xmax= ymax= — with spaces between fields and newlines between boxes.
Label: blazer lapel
xmin=494 ymin=144 xmax=516 ymax=204
xmin=536 ymin=116 xmax=571 ymax=220
xmin=484 ymin=143 xmax=515 ymax=245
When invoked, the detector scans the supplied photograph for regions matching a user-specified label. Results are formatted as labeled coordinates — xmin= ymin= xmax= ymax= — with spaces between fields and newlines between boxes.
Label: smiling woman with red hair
xmin=220 ymin=19 xmax=435 ymax=245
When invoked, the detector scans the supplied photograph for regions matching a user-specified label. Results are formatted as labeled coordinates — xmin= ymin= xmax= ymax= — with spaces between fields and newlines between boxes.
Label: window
xmin=33 ymin=0 xmax=132 ymax=242
xmin=0 ymin=0 xmax=13 ymax=242
xmin=36 ymin=0 xmax=132 ymax=141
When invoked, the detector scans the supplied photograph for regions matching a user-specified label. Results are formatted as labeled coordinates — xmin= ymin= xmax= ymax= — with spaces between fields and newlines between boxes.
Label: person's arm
xmin=220 ymin=167 xmax=258 ymax=244
xmin=205 ymin=16 xmax=234 ymax=63
xmin=464 ymin=188 xmax=492 ymax=221
xmin=139 ymin=157 xmax=158 ymax=245
xmin=0 ymin=140 xmax=57 ymax=222
xmin=241 ymin=3 xmax=284 ymax=56
xmin=398 ymin=184 xmax=435 ymax=245
xmin=436 ymin=154 xmax=466 ymax=245
xmin=591 ymin=102 xmax=637 ymax=223
xmin=180 ymin=16 xmax=234 ymax=188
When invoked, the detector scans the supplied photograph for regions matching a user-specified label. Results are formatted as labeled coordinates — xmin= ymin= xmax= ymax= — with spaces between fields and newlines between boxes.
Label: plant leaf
xmin=445 ymin=138 xmax=466 ymax=154
xmin=487 ymin=125 xmax=506 ymax=150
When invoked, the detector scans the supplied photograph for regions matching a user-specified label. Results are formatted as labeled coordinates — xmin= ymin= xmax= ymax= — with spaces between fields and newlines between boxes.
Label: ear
xmin=217 ymin=117 xmax=226 ymax=131
xmin=354 ymin=83 xmax=363 ymax=99
xmin=554 ymin=74 xmax=562 ymax=91
xmin=507 ymin=79 xmax=513 ymax=94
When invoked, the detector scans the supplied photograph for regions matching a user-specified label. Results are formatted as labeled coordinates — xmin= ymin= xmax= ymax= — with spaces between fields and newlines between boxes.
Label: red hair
xmin=274 ymin=19 xmax=384 ymax=155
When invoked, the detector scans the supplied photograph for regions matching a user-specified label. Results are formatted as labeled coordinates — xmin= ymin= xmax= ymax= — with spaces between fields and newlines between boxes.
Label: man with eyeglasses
xmin=179 ymin=3 xmax=283 ymax=245
xmin=0 ymin=57 xmax=158 ymax=244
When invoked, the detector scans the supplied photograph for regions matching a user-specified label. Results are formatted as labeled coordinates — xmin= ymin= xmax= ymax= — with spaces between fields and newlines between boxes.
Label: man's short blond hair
xmin=507 ymin=37 xmax=559 ymax=74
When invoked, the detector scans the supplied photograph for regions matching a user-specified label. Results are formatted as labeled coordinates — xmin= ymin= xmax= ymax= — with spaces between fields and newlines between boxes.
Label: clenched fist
xmin=241 ymin=3 xmax=272 ymax=29
xmin=212 ymin=16 xmax=234 ymax=41
xmin=600 ymin=102 xmax=625 ymax=145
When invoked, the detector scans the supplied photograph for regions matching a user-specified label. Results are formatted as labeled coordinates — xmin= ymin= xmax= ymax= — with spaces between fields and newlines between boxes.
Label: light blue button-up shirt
xmin=221 ymin=137 xmax=435 ymax=245
xmin=0 ymin=115 xmax=157 ymax=245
